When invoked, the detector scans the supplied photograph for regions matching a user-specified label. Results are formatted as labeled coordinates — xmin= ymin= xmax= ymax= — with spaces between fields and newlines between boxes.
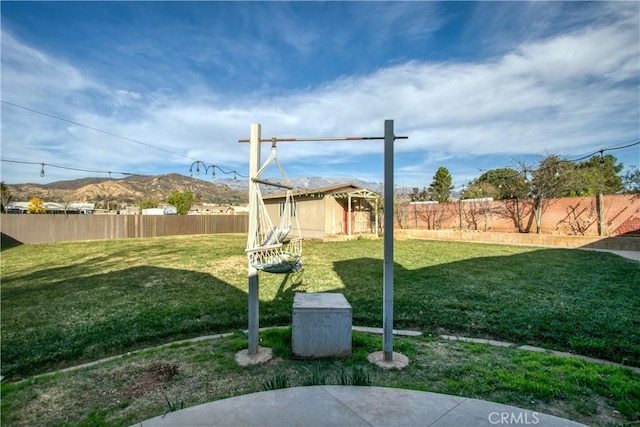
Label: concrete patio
xmin=135 ymin=386 xmax=586 ymax=426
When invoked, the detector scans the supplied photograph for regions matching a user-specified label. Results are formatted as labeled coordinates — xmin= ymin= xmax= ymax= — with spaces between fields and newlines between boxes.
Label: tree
xmin=428 ymin=167 xmax=454 ymax=202
xmin=461 ymin=181 xmax=497 ymax=200
xmin=414 ymin=202 xmax=455 ymax=230
xmin=166 ymin=190 xmax=194 ymax=215
xmin=465 ymin=168 xmax=531 ymax=232
xmin=460 ymin=198 xmax=492 ymax=231
xmin=393 ymin=186 xmax=411 ymax=229
xmin=1 ymin=182 xmax=12 ymax=213
xmin=465 ymin=168 xmax=529 ymax=200
xmin=567 ymin=154 xmax=623 ymax=196
xmin=525 ymin=154 xmax=573 ymax=234
xmin=623 ymin=166 xmax=640 ymax=193
xmin=410 ymin=186 xmax=429 ymax=202
xmin=137 ymin=198 xmax=159 ymax=212
xmin=28 ymin=197 xmax=47 ymax=214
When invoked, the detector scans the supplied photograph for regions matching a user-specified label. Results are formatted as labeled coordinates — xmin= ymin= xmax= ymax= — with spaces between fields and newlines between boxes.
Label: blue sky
xmin=1 ymin=1 xmax=638 ymax=190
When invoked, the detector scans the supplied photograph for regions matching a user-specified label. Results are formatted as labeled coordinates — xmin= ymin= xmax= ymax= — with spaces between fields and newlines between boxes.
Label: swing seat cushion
xmin=262 ymin=225 xmax=291 ymax=246
xmin=259 ymin=256 xmax=303 ymax=274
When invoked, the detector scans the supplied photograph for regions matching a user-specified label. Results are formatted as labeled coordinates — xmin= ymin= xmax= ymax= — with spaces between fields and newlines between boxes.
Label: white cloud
xmin=1 ymin=3 xmax=637 ymax=186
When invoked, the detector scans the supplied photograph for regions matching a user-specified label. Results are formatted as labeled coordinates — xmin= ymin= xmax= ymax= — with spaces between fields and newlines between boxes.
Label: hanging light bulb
xmin=211 ymin=169 xmax=216 ymax=180
xmin=40 ymin=163 xmax=45 ymax=177
xmin=599 ymin=150 xmax=605 ymax=167
xmin=233 ymin=172 xmax=237 ymax=182
xmin=195 ymin=165 xmax=200 ymax=175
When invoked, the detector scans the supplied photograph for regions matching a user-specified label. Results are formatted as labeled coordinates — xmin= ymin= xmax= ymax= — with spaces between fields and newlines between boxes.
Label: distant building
xmin=142 ymin=206 xmax=177 ymax=215
xmin=188 ymin=204 xmax=249 ymax=215
xmin=6 ymin=202 xmax=95 ymax=214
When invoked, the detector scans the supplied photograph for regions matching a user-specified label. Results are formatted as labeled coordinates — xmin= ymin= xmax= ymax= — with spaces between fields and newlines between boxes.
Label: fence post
xmin=597 ymin=192 xmax=604 ymax=236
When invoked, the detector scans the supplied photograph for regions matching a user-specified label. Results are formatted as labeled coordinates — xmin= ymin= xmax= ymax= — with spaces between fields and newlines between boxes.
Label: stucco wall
xmin=264 ymin=196 xmax=327 ymax=239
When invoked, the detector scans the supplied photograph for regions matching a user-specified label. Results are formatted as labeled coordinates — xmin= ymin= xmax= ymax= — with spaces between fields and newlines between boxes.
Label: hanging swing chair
xmin=245 ymin=144 xmax=303 ymax=274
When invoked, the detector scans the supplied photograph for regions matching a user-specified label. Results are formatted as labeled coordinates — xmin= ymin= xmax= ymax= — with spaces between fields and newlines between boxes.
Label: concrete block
xmin=292 ymin=292 xmax=352 ymax=358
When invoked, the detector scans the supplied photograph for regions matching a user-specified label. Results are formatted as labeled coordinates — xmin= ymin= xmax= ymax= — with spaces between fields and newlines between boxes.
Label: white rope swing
xmin=245 ymin=144 xmax=303 ymax=274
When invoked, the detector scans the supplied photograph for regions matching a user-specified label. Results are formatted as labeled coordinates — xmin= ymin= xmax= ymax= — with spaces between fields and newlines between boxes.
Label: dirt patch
xmin=123 ymin=363 xmax=179 ymax=399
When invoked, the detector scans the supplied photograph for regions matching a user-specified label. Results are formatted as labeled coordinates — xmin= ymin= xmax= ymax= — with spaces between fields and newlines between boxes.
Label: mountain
xmin=6 ymin=174 xmax=247 ymax=207
xmin=5 ymin=174 xmax=382 ymax=208
xmin=217 ymin=176 xmax=382 ymax=193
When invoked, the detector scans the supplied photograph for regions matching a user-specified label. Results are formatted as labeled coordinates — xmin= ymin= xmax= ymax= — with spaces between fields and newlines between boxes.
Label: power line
xmin=566 ymin=139 xmax=640 ymax=163
xmin=1 ymin=100 xmax=247 ymax=179
xmin=1 ymin=158 xmax=249 ymax=181
xmin=1 ymin=100 xmax=200 ymax=161
xmin=531 ymin=139 xmax=640 ymax=174
xmin=0 ymin=159 xmax=145 ymax=178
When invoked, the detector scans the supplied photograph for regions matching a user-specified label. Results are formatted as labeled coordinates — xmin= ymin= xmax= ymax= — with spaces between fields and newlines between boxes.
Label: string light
xmin=188 ymin=161 xmax=247 ymax=180
xmin=1 ymin=159 xmax=144 ymax=178
xmin=496 ymin=140 xmax=639 ymax=177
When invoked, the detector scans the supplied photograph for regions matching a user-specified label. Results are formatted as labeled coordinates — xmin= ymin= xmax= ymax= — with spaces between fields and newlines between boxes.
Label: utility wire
xmin=2 ymin=99 xmax=636 ymax=182
xmin=1 ymin=100 xmax=246 ymax=177
xmin=530 ymin=139 xmax=640 ymax=174
xmin=566 ymin=139 xmax=640 ymax=163
xmin=1 ymin=159 xmax=144 ymax=177
xmin=1 ymin=100 xmax=200 ymax=161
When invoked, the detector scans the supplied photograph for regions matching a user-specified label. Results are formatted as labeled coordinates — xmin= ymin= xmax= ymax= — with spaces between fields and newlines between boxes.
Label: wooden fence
xmin=0 ymin=214 xmax=249 ymax=244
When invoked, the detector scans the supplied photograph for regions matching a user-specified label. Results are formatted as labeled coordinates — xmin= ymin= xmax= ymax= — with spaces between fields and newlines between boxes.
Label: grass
xmin=1 ymin=234 xmax=639 ymax=425
xmin=1 ymin=330 xmax=637 ymax=426
xmin=1 ymin=234 xmax=638 ymax=382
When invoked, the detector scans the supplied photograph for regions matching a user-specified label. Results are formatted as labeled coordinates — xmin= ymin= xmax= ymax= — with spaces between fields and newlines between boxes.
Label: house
xmin=142 ymin=206 xmax=177 ymax=215
xmin=188 ymin=204 xmax=249 ymax=215
xmin=6 ymin=201 xmax=95 ymax=214
xmin=262 ymin=184 xmax=380 ymax=240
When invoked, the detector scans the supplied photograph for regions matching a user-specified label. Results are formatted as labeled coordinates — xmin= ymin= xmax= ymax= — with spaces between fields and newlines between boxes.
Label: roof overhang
xmin=262 ymin=184 xmax=379 ymax=201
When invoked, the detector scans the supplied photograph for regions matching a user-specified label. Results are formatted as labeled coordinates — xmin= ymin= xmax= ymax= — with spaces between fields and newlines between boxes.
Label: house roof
xmin=8 ymin=202 xmax=95 ymax=211
xmin=262 ymin=183 xmax=379 ymax=200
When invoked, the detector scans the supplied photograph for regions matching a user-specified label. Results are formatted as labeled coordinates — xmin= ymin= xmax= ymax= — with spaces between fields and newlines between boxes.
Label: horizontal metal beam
xmin=238 ymin=136 xmax=408 ymax=143
xmin=251 ymin=178 xmax=292 ymax=190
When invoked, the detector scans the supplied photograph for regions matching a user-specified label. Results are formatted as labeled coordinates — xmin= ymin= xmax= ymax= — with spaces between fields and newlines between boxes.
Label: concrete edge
xmin=12 ymin=327 xmax=639 ymax=383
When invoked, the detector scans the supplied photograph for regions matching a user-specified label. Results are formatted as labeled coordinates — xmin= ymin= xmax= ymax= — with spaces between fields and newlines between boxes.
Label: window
xmin=279 ymin=199 xmax=297 ymax=217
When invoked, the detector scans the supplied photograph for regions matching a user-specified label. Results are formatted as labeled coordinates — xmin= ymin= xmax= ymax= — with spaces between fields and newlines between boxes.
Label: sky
xmin=1 ymin=1 xmax=639 ymax=190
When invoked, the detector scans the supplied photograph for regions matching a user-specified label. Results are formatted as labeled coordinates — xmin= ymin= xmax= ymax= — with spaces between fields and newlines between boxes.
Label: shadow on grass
xmin=2 ymin=258 xmax=307 ymax=381
xmin=1 ymin=265 xmax=251 ymax=381
xmin=332 ymin=248 xmax=639 ymax=367
xmin=1 ymin=232 xmax=22 ymax=251
xmin=3 ymin=243 xmax=638 ymax=381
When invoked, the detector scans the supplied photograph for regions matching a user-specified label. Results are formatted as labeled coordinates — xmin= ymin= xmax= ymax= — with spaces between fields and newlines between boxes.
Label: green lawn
xmin=1 ymin=234 xmax=639 ymax=382
xmin=1 ymin=330 xmax=638 ymax=426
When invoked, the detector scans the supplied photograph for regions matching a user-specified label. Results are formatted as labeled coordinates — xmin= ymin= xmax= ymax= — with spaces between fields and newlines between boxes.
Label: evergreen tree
xmin=428 ymin=167 xmax=454 ymax=202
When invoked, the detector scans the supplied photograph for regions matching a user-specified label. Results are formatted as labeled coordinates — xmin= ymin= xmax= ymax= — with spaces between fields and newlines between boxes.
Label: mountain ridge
xmin=5 ymin=174 xmax=380 ymax=208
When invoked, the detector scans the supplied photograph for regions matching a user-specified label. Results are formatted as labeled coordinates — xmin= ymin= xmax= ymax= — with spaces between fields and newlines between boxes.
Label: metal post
xmin=383 ymin=119 xmax=394 ymax=362
xmin=247 ymin=123 xmax=261 ymax=355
